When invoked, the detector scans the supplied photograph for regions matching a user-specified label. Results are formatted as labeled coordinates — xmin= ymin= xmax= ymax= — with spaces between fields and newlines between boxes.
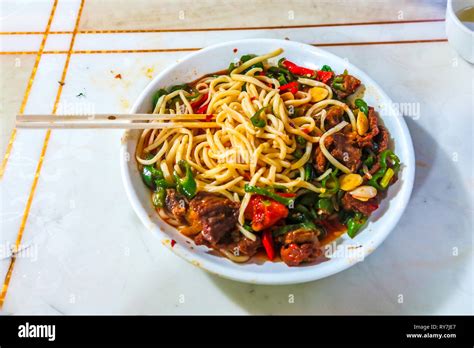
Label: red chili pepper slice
xmin=316 ymin=70 xmax=334 ymax=84
xmin=262 ymin=230 xmax=275 ymax=261
xmin=191 ymin=93 xmax=208 ymax=113
xmin=196 ymin=104 xmax=208 ymax=114
xmin=277 ymin=192 xmax=297 ymax=198
xmin=244 ymin=195 xmax=288 ymax=232
xmin=279 ymin=81 xmax=299 ymax=95
xmin=282 ymin=60 xmax=315 ymax=76
xmin=190 ymin=95 xmax=205 ymax=108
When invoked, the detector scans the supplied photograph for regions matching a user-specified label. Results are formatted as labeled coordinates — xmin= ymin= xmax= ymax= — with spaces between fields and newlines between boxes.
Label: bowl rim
xmin=120 ymin=38 xmax=415 ymax=285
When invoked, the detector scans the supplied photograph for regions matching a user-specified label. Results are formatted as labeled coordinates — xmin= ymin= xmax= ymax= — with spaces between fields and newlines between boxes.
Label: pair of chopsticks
xmin=15 ymin=113 xmax=219 ymax=129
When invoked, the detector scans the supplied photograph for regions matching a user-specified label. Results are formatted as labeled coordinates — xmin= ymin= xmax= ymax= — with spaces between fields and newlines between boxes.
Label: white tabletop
xmin=0 ymin=0 xmax=472 ymax=314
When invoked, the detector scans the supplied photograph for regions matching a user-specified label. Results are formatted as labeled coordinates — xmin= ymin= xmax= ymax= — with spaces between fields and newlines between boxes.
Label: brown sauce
xmin=318 ymin=218 xmax=348 ymax=246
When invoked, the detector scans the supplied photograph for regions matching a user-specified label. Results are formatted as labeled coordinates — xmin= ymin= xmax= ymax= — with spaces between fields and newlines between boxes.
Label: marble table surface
xmin=0 ymin=0 xmax=472 ymax=314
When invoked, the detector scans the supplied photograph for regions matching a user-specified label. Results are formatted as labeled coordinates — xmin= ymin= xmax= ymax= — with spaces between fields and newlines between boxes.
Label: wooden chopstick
xmin=18 ymin=113 xmax=210 ymax=121
xmin=15 ymin=122 xmax=220 ymax=129
xmin=15 ymin=113 xmax=218 ymax=129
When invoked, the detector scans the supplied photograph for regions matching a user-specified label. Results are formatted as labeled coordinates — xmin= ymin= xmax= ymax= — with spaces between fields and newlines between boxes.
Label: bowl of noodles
xmin=120 ymin=39 xmax=414 ymax=284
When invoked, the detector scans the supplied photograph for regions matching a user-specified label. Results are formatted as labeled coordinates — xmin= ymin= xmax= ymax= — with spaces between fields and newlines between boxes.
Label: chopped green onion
xmin=380 ymin=167 xmax=395 ymax=189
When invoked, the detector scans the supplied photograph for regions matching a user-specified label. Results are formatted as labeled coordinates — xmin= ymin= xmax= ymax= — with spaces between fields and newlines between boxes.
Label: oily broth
xmin=457 ymin=6 xmax=474 ymax=31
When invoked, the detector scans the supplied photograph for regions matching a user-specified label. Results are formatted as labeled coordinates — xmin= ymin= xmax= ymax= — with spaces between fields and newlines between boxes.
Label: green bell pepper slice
xmin=173 ymin=160 xmax=197 ymax=199
xmin=368 ymin=150 xmax=400 ymax=190
xmin=244 ymin=184 xmax=295 ymax=206
xmin=346 ymin=212 xmax=367 ymax=238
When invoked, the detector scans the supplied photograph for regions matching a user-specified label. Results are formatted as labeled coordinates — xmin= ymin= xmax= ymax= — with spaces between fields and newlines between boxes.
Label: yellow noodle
xmin=137 ymin=48 xmax=356 ymax=248
xmin=230 ymin=48 xmax=283 ymax=75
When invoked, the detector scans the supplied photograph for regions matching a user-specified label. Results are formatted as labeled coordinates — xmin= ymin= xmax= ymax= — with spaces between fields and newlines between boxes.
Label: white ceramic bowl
xmin=446 ymin=0 xmax=474 ymax=63
xmin=120 ymin=39 xmax=415 ymax=285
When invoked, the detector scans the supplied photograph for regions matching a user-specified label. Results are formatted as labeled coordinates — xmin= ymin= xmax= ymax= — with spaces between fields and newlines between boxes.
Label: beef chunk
xmin=276 ymin=229 xmax=317 ymax=245
xmin=277 ymin=229 xmax=321 ymax=266
xmin=332 ymin=74 xmax=361 ymax=99
xmin=189 ymin=192 xmax=239 ymax=244
xmin=341 ymin=192 xmax=379 ymax=216
xmin=280 ymin=242 xmax=321 ymax=267
xmin=374 ymin=125 xmax=389 ymax=154
xmin=325 ymin=105 xmax=345 ymax=129
xmin=314 ymin=128 xmax=362 ymax=174
xmin=313 ymin=135 xmax=335 ymax=174
xmin=356 ymin=108 xmax=389 ymax=154
xmin=313 ymin=137 xmax=331 ymax=174
xmin=195 ymin=225 xmax=261 ymax=258
xmin=357 ymin=107 xmax=380 ymax=148
xmin=236 ymin=236 xmax=261 ymax=256
xmin=165 ymin=189 xmax=188 ymax=222
xmin=331 ymin=132 xmax=362 ymax=172
xmin=226 ymin=235 xmax=262 ymax=257
xmin=193 ymin=232 xmax=208 ymax=246
xmin=314 ymin=146 xmax=326 ymax=174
